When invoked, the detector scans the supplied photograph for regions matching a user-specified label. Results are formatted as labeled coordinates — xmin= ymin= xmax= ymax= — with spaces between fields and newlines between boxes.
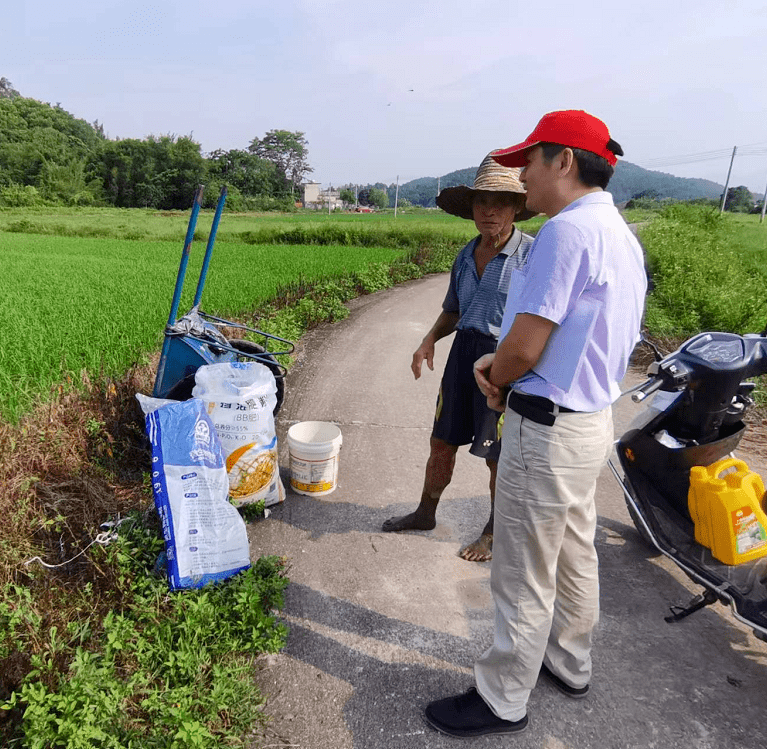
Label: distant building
xmin=302 ymin=181 xmax=321 ymax=206
xmin=302 ymin=182 xmax=345 ymax=210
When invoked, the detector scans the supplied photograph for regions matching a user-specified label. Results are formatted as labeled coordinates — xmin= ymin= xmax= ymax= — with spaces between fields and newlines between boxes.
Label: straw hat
xmin=436 ymin=153 xmax=536 ymax=222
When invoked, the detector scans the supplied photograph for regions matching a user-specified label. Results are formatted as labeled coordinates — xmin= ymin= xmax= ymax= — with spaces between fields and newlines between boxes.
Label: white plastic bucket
xmin=286 ymin=421 xmax=343 ymax=496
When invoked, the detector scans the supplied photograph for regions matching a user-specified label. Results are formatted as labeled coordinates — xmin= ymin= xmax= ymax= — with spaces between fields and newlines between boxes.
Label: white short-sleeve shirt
xmin=498 ymin=192 xmax=647 ymax=412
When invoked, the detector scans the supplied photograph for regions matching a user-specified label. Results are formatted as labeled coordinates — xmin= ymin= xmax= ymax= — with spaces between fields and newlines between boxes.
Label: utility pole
xmin=355 ymin=184 xmax=358 ymax=210
xmin=719 ymin=146 xmax=737 ymax=213
xmin=437 ymin=176 xmax=441 ymax=200
xmin=394 ymin=175 xmax=399 ymax=219
xmin=761 ymin=169 xmax=767 ymax=224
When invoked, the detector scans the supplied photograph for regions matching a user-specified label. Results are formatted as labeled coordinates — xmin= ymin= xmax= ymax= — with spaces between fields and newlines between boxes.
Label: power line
xmin=639 ymin=150 xmax=767 ymax=169
xmin=640 ymin=147 xmax=733 ymax=166
xmin=637 ymin=144 xmax=767 ymax=170
xmin=643 ymin=153 xmax=731 ymax=166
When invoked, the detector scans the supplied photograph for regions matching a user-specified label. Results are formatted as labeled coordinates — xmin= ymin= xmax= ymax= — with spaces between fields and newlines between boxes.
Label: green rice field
xmin=3 ymin=203 xmax=763 ymax=423
xmin=0 ymin=205 xmax=511 ymax=423
xmin=0 ymin=229 xmax=406 ymax=422
xmin=0 ymin=205 xmax=482 ymax=244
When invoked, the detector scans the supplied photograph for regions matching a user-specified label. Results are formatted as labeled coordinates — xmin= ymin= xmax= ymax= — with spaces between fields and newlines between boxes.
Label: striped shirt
xmin=442 ymin=228 xmax=535 ymax=339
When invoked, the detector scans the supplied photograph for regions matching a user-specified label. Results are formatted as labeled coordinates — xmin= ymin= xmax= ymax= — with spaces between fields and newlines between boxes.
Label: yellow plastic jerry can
xmin=688 ymin=457 xmax=767 ymax=566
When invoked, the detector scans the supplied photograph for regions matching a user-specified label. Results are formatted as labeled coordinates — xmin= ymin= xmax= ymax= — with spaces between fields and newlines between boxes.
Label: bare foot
xmin=381 ymin=511 xmax=436 ymax=533
xmin=459 ymin=533 xmax=492 ymax=562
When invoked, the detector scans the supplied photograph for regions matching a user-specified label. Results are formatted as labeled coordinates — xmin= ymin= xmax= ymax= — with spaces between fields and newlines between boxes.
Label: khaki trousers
xmin=475 ymin=405 xmax=613 ymax=721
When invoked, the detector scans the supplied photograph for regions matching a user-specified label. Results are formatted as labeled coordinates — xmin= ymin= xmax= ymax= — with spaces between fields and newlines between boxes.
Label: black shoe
xmin=540 ymin=663 xmax=590 ymax=699
xmin=424 ymin=687 xmax=528 ymax=738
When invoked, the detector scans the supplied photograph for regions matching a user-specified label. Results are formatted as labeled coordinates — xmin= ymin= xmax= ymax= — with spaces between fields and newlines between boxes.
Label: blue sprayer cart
xmin=152 ymin=185 xmax=294 ymax=413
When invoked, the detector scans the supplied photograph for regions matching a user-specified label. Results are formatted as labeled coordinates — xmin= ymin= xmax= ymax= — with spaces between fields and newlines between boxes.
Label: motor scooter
xmin=608 ymin=328 xmax=767 ymax=641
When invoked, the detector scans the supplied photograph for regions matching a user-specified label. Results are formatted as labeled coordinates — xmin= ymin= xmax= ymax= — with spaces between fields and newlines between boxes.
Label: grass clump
xmin=640 ymin=205 xmax=767 ymax=338
xmin=2 ymin=518 xmax=289 ymax=748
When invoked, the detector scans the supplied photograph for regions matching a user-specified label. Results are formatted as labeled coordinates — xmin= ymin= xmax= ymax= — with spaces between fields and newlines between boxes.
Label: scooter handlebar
xmin=742 ymin=334 xmax=767 ymax=380
xmin=631 ymin=377 xmax=663 ymax=403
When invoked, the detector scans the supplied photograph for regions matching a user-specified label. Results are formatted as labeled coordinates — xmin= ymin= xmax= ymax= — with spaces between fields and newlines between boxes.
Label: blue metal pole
xmin=165 ymin=184 xmax=204 ymax=326
xmin=153 ymin=185 xmax=204 ymax=396
xmin=193 ymin=185 xmax=227 ymax=307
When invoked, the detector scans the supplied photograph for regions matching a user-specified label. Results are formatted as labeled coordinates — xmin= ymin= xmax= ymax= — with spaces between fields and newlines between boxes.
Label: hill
xmin=383 ymin=160 xmax=724 ymax=208
xmin=607 ymin=161 xmax=723 ymax=203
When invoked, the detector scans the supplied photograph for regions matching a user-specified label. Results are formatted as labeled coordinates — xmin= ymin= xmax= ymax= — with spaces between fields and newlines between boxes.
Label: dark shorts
xmin=432 ymin=328 xmax=502 ymax=461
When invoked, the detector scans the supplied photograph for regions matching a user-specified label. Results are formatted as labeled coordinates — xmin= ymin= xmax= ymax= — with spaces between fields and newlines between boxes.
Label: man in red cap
xmin=423 ymin=110 xmax=647 ymax=737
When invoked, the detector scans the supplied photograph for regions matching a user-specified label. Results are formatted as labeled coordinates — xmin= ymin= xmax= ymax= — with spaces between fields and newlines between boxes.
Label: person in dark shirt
xmin=382 ymin=153 xmax=534 ymax=562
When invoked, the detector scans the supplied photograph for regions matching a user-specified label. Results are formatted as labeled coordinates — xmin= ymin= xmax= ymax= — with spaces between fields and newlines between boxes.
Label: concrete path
xmin=249 ymin=274 xmax=767 ymax=749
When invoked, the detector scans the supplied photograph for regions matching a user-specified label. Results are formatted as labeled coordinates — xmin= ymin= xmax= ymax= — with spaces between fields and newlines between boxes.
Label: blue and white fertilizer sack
xmin=142 ymin=397 xmax=251 ymax=590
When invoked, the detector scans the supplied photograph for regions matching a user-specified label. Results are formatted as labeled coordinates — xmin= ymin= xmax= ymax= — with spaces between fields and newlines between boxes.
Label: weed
xmin=640 ymin=205 xmax=767 ymax=338
xmin=354 ymin=262 xmax=392 ymax=294
xmin=237 ymin=499 xmax=266 ymax=522
xmin=85 ymin=418 xmax=105 ymax=437
xmin=2 ymin=517 xmax=289 ymax=748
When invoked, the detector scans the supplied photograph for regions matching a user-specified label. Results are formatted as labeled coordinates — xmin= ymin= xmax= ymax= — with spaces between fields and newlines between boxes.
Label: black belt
xmin=507 ymin=391 xmax=576 ymax=427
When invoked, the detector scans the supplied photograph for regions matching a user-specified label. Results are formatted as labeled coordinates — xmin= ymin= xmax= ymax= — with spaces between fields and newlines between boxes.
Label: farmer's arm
xmin=412 ymin=310 xmax=460 ymax=379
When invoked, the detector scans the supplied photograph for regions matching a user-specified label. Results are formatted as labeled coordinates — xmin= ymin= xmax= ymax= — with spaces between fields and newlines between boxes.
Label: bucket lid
xmin=288 ymin=421 xmax=342 ymax=445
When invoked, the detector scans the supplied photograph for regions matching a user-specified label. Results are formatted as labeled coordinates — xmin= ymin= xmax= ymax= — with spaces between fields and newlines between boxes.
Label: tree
xmin=248 ymin=130 xmax=312 ymax=195
xmin=37 ymin=159 xmax=100 ymax=205
xmin=368 ymin=187 xmax=388 ymax=209
xmin=339 ymin=187 xmax=355 ymax=204
xmin=101 ymin=138 xmax=152 ymax=207
xmin=357 ymin=187 xmax=371 ymax=206
xmin=0 ymin=77 xmax=19 ymax=99
xmin=721 ymin=185 xmax=754 ymax=213
xmin=0 ymin=95 xmax=105 ymax=203
xmin=357 ymin=186 xmax=388 ymax=209
xmin=99 ymin=134 xmax=205 ymax=209
xmin=206 ymin=148 xmax=281 ymax=197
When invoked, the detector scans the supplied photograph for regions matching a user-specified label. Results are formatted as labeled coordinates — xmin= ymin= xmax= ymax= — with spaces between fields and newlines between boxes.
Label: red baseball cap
xmin=491 ymin=110 xmax=620 ymax=167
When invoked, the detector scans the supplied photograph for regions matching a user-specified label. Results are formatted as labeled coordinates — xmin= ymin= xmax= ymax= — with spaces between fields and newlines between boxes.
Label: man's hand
xmin=473 ymin=353 xmax=499 ymax=398
xmin=411 ymin=340 xmax=435 ymax=380
xmin=475 ymin=354 xmax=507 ymax=412
xmin=486 ymin=390 xmax=507 ymax=413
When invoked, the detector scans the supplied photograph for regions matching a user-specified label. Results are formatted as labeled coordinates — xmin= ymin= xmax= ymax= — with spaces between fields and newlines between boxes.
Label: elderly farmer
xmin=424 ymin=110 xmax=647 ymax=736
xmin=382 ymin=153 xmax=535 ymax=562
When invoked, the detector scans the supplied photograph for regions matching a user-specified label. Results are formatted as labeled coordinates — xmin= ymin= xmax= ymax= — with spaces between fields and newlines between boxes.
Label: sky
xmin=3 ymin=0 xmax=767 ymax=193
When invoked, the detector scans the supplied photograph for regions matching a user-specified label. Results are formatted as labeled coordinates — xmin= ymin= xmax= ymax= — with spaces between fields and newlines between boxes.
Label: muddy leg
xmin=382 ymin=437 xmax=458 ymax=532
xmin=459 ymin=459 xmax=496 ymax=561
